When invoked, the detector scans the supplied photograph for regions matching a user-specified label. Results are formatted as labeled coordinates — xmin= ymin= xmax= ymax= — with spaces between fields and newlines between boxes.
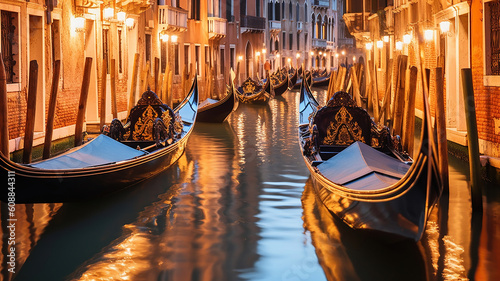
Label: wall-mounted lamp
xmin=296 ymin=53 xmax=300 ymax=58
xmin=424 ymin=29 xmax=434 ymax=41
xmin=376 ymin=40 xmax=383 ymax=48
xmin=323 ymin=53 xmax=327 ymax=57
xmin=262 ymin=49 xmax=267 ymax=54
xmin=383 ymin=35 xmax=389 ymax=42
xmin=395 ymin=41 xmax=403 ymax=50
xmin=256 ymin=51 xmax=261 ymax=57
xmin=439 ymin=21 xmax=451 ymax=33
xmin=403 ymin=33 xmax=412 ymax=44
xmin=276 ymin=53 xmax=280 ymax=58
xmin=116 ymin=11 xmax=126 ymax=23
xmin=310 ymin=51 xmax=315 ymax=56
xmin=125 ymin=18 xmax=135 ymax=30
xmin=335 ymin=53 xmax=339 ymax=58
xmin=365 ymin=42 xmax=373 ymax=50
xmin=160 ymin=33 xmax=169 ymax=42
xmin=341 ymin=50 xmax=346 ymax=56
xmin=73 ymin=16 xmax=85 ymax=32
xmin=238 ymin=55 xmax=243 ymax=61
xmin=171 ymin=35 xmax=178 ymax=42
xmin=103 ymin=7 xmax=114 ymax=21
xmin=352 ymin=56 xmax=356 ymax=62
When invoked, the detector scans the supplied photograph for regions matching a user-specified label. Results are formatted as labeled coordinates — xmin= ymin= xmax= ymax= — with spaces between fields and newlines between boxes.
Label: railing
xmin=158 ymin=5 xmax=188 ymax=32
xmin=312 ymin=0 xmax=329 ymax=8
xmin=312 ymin=38 xmax=327 ymax=48
xmin=208 ymin=17 xmax=227 ymax=39
xmin=343 ymin=13 xmax=369 ymax=34
xmin=240 ymin=15 xmax=266 ymax=30
xmin=327 ymin=41 xmax=334 ymax=50
xmin=338 ymin=37 xmax=354 ymax=47
xmin=269 ymin=20 xmax=281 ymax=31
xmin=297 ymin=21 xmax=303 ymax=31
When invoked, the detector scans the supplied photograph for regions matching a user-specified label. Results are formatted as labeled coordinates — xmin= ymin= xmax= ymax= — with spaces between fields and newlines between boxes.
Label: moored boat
xmin=236 ymin=75 xmax=273 ymax=104
xmin=298 ymin=77 xmax=442 ymax=241
xmin=197 ymin=72 xmax=239 ymax=123
xmin=270 ymin=68 xmax=289 ymax=96
xmin=288 ymin=67 xmax=298 ymax=91
xmin=0 ymin=78 xmax=199 ymax=203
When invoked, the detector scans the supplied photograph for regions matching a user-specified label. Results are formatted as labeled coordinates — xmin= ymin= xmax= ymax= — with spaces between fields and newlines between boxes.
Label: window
xmin=256 ymin=0 xmax=260 ymax=17
xmin=161 ymin=40 xmax=167 ymax=73
xmin=1 ymin=10 xmax=20 ymax=84
xmin=195 ymin=45 xmax=201 ymax=75
xmin=227 ymin=0 xmax=234 ymax=21
xmin=289 ymin=33 xmax=293 ymax=50
xmin=190 ymin=0 xmax=200 ymax=20
xmin=220 ymin=47 xmax=225 ymax=74
xmin=103 ymin=28 xmax=110 ymax=74
xmin=305 ymin=33 xmax=308 ymax=50
xmin=486 ymin=1 xmax=500 ymax=75
xmin=174 ymin=43 xmax=180 ymax=75
xmin=118 ymin=29 xmax=123 ymax=74
xmin=305 ymin=4 xmax=307 ymax=22
xmin=282 ymin=32 xmax=286 ymax=49
xmin=146 ymin=33 xmax=152 ymax=71
xmin=205 ymin=45 xmax=210 ymax=66
xmin=282 ymin=1 xmax=285 ymax=19
xmin=296 ymin=3 xmax=299 ymax=22
xmin=275 ymin=1 xmax=280 ymax=20
xmin=289 ymin=1 xmax=292 ymax=20
xmin=297 ymin=33 xmax=300 ymax=50
xmin=230 ymin=46 xmax=235 ymax=70
xmin=184 ymin=44 xmax=190 ymax=69
xmin=241 ymin=0 xmax=246 ymax=15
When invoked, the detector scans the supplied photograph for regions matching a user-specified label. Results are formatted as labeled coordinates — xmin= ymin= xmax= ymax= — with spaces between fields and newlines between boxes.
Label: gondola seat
xmin=105 ymin=89 xmax=177 ymax=146
xmin=238 ymin=78 xmax=262 ymax=95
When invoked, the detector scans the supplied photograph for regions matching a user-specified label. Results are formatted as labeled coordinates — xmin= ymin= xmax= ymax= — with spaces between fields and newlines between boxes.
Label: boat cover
xmin=317 ymin=141 xmax=410 ymax=191
xmin=199 ymin=98 xmax=218 ymax=108
xmin=30 ymin=134 xmax=147 ymax=170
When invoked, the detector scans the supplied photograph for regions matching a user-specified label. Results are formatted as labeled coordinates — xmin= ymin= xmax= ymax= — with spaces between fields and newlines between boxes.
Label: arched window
xmin=282 ymin=0 xmax=285 ymax=19
xmin=323 ymin=15 xmax=328 ymax=40
xmin=275 ymin=0 xmax=280 ymax=20
xmin=316 ymin=14 xmax=322 ymax=39
xmin=312 ymin=13 xmax=316 ymax=39
xmin=289 ymin=1 xmax=292 ymax=20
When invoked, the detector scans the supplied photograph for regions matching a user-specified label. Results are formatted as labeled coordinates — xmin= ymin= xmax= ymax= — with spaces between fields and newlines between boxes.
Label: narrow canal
xmin=2 ymin=88 xmax=499 ymax=281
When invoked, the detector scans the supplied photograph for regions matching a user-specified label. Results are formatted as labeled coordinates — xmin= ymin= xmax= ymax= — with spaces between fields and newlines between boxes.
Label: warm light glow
xmin=424 ymin=29 xmax=434 ymax=41
xmin=117 ymin=11 xmax=126 ymax=22
xmin=353 ymin=56 xmax=356 ymax=62
xmin=383 ymin=35 xmax=389 ymax=42
xmin=171 ymin=35 xmax=178 ymax=42
xmin=238 ymin=55 xmax=243 ymax=61
xmin=319 ymin=51 xmax=322 ymax=55
xmin=341 ymin=50 xmax=346 ymax=56
xmin=160 ymin=33 xmax=169 ymax=42
xmin=73 ymin=16 xmax=85 ymax=32
xmin=310 ymin=51 xmax=314 ymax=56
xmin=365 ymin=42 xmax=373 ymax=50
xmin=256 ymin=51 xmax=261 ymax=57
xmin=287 ymin=58 xmax=291 ymax=62
xmin=395 ymin=41 xmax=403 ymax=50
xmin=376 ymin=40 xmax=383 ymax=48
xmin=276 ymin=53 xmax=280 ymax=58
xmin=323 ymin=53 xmax=327 ymax=57
xmin=440 ymin=21 xmax=451 ymax=33
xmin=296 ymin=53 xmax=300 ymax=58
xmin=335 ymin=53 xmax=339 ymax=58
xmin=125 ymin=18 xmax=135 ymax=28
xmin=262 ymin=49 xmax=267 ymax=54
xmin=103 ymin=7 xmax=114 ymax=21
xmin=403 ymin=33 xmax=412 ymax=44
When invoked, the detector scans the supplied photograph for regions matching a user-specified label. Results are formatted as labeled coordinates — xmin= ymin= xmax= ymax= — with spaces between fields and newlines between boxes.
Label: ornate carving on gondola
xmin=326 ymin=91 xmax=357 ymax=108
xmin=241 ymin=78 xmax=258 ymax=94
xmin=133 ymin=105 xmax=158 ymax=141
xmin=322 ymin=107 xmax=366 ymax=146
xmin=104 ymin=119 xmax=126 ymax=141
xmin=137 ymin=89 xmax=164 ymax=106
xmin=173 ymin=113 xmax=183 ymax=136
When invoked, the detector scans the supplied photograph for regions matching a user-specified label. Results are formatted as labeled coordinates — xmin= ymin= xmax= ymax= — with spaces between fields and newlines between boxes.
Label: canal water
xmin=2 ymin=89 xmax=499 ymax=281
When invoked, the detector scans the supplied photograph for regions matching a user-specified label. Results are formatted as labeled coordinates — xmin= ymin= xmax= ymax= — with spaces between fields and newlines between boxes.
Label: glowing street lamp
xmin=103 ymin=7 xmax=114 ymax=21
xmin=310 ymin=51 xmax=315 ymax=56
xmin=73 ymin=16 xmax=85 ymax=32
xmin=238 ymin=55 xmax=243 ymax=61
xmin=341 ymin=50 xmax=346 ymax=56
xmin=160 ymin=33 xmax=169 ymax=42
xmin=365 ymin=42 xmax=373 ymax=50
xmin=440 ymin=21 xmax=451 ymax=33
xmin=403 ymin=33 xmax=412 ymax=44
xmin=383 ymin=35 xmax=389 ymax=42
xmin=376 ymin=40 xmax=383 ymax=48
xmin=125 ymin=18 xmax=135 ymax=29
xmin=171 ymin=35 xmax=178 ymax=42
xmin=117 ymin=11 xmax=127 ymax=23
xmin=424 ymin=29 xmax=434 ymax=41
xmin=395 ymin=41 xmax=403 ymax=50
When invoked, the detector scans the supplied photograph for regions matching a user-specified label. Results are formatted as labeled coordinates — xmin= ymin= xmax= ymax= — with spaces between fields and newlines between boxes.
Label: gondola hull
xmin=273 ymin=74 xmax=289 ymax=96
xmin=298 ymin=78 xmax=442 ymax=241
xmin=312 ymin=75 xmax=330 ymax=87
xmin=288 ymin=69 xmax=298 ymax=90
xmin=236 ymin=76 xmax=273 ymax=105
xmin=197 ymin=83 xmax=239 ymax=123
xmin=0 ymin=78 xmax=199 ymax=203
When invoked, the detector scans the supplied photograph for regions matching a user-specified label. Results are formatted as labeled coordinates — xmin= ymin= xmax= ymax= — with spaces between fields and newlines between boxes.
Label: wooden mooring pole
xmin=74 ymin=57 xmax=93 ymax=147
xmin=0 ymin=54 xmax=9 ymax=157
xmin=461 ymin=68 xmax=483 ymax=213
xmin=128 ymin=53 xmax=139 ymax=113
xmin=22 ymin=61 xmax=38 ymax=164
xmin=435 ymin=67 xmax=449 ymax=193
xmin=43 ymin=60 xmax=61 ymax=159
xmin=110 ymin=59 xmax=118 ymax=119
xmin=99 ymin=59 xmax=107 ymax=129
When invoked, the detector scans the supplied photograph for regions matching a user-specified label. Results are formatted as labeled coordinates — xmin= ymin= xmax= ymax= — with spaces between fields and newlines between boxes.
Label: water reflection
xmin=302 ymin=177 xmax=428 ymax=281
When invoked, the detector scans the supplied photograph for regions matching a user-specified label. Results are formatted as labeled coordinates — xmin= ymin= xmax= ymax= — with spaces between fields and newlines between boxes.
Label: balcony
xmin=297 ymin=21 xmax=303 ymax=32
xmin=158 ymin=5 xmax=188 ymax=33
xmin=327 ymin=41 xmax=334 ymax=50
xmin=208 ymin=17 xmax=227 ymax=40
xmin=312 ymin=0 xmax=329 ymax=8
xmin=312 ymin=38 xmax=327 ymax=48
xmin=338 ymin=38 xmax=354 ymax=47
xmin=269 ymin=20 xmax=281 ymax=33
xmin=343 ymin=13 xmax=369 ymax=34
xmin=240 ymin=15 xmax=266 ymax=33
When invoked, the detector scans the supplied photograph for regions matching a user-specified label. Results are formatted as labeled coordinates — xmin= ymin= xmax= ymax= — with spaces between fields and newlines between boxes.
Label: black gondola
xmin=288 ymin=68 xmax=298 ymax=91
xmin=298 ymin=76 xmax=443 ymax=241
xmin=270 ymin=68 xmax=289 ymax=96
xmin=293 ymin=70 xmax=313 ymax=89
xmin=236 ymin=75 xmax=273 ymax=104
xmin=197 ymin=72 xmax=239 ymax=123
xmin=312 ymin=71 xmax=330 ymax=87
xmin=0 ymin=78 xmax=199 ymax=203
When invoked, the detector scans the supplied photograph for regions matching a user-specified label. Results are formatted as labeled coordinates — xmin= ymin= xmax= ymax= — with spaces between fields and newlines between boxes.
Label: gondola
xmin=288 ymin=67 xmax=298 ymax=91
xmin=0 ymin=78 xmax=199 ymax=204
xmin=236 ymin=74 xmax=273 ymax=104
xmin=298 ymin=76 xmax=442 ymax=241
xmin=269 ymin=68 xmax=289 ymax=96
xmin=312 ymin=71 xmax=330 ymax=87
xmin=293 ymin=70 xmax=313 ymax=89
xmin=197 ymin=71 xmax=239 ymax=123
